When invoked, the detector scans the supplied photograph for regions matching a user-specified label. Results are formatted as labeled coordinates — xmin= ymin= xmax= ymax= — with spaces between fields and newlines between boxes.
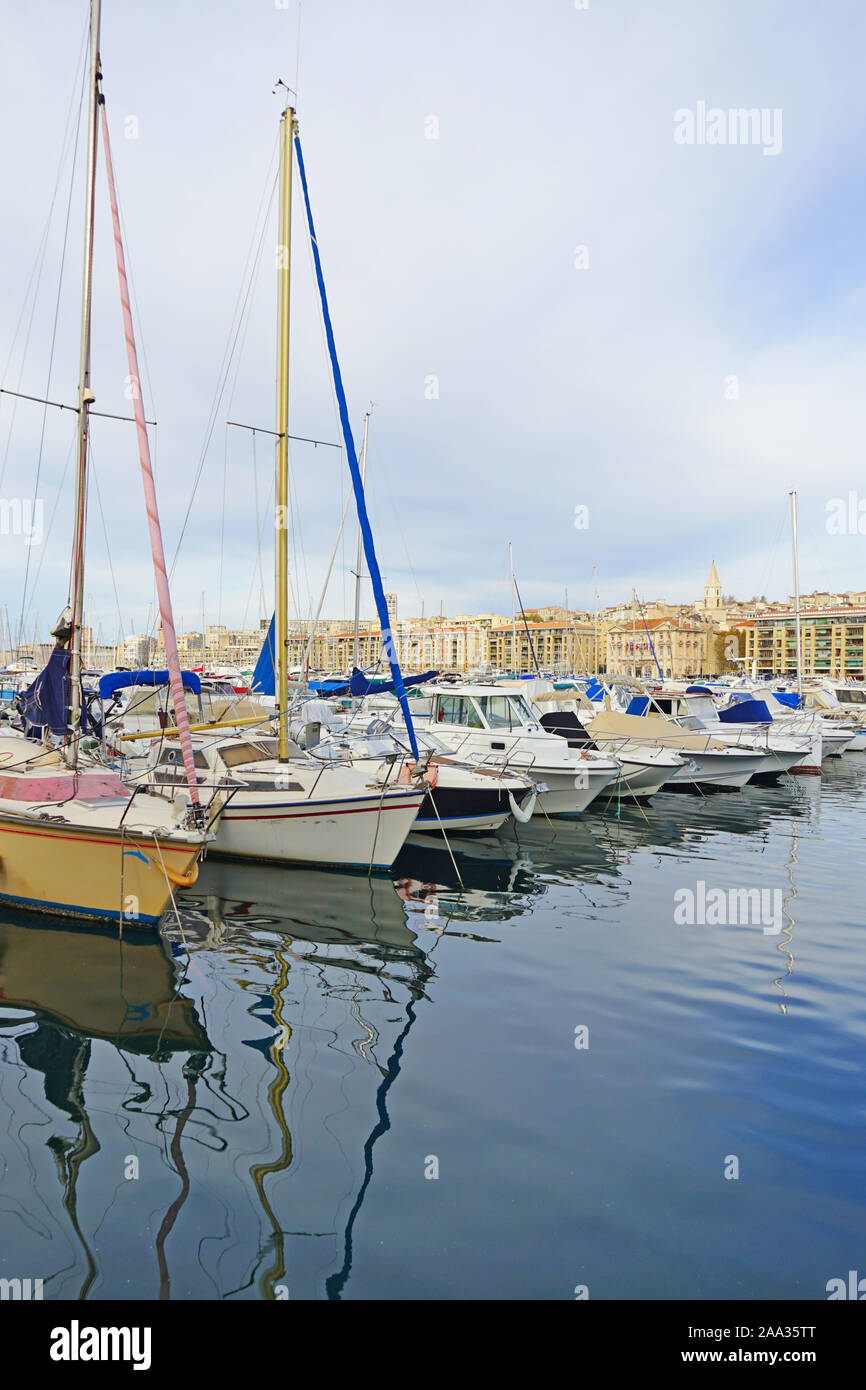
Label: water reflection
xmin=0 ymin=768 xmax=858 ymax=1300
xmin=0 ymin=914 xmax=209 ymax=1299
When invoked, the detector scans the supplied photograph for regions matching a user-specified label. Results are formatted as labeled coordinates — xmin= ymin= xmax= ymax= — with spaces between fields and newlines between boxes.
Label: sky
xmin=1 ymin=0 xmax=866 ymax=650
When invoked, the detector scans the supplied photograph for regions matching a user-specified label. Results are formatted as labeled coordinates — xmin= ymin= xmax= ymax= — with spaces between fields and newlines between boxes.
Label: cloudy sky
xmin=1 ymin=0 xmax=865 ymax=650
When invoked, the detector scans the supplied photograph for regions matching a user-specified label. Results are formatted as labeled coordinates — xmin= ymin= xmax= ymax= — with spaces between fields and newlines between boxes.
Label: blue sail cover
xmin=772 ymin=691 xmax=802 ymax=710
xmin=349 ymin=667 xmax=438 ymax=698
xmin=294 ymin=132 xmax=420 ymax=762
xmin=250 ymin=614 xmax=276 ymax=696
xmin=99 ymin=669 xmax=201 ymax=699
xmin=625 ymin=695 xmax=650 ymax=715
xmin=584 ymin=679 xmax=604 ymax=702
xmin=308 ymin=678 xmax=351 ymax=694
xmin=17 ymin=646 xmax=94 ymax=740
xmin=717 ymin=698 xmax=773 ymax=724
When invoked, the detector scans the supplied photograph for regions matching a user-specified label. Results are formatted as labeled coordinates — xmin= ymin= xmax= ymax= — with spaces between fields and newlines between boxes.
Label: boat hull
xmin=0 ymin=813 xmax=202 ymax=925
xmin=412 ymin=783 xmax=517 ymax=833
xmin=211 ymin=790 xmax=424 ymax=869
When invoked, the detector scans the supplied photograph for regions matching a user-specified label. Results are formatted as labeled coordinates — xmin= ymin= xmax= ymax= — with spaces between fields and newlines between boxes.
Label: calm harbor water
xmin=1 ymin=759 xmax=864 ymax=1300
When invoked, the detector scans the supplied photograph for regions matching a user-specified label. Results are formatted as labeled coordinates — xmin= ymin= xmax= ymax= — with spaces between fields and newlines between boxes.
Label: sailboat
xmin=0 ymin=0 xmax=217 ymax=924
xmin=125 ymin=99 xmax=426 ymax=870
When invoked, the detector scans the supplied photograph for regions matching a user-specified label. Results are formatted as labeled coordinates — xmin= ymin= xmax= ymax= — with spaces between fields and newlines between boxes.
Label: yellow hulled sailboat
xmin=0 ymin=0 xmax=217 ymax=926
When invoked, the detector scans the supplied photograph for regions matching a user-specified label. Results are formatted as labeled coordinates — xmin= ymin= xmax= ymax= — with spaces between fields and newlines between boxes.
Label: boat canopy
xmin=349 ymin=667 xmax=438 ymax=697
xmin=717 ymin=698 xmax=772 ymax=723
xmin=625 ymin=695 xmax=650 ymax=715
xmin=771 ymin=691 xmax=801 ymax=710
xmin=98 ymin=669 xmax=201 ymax=699
xmin=308 ymin=679 xmax=352 ymax=694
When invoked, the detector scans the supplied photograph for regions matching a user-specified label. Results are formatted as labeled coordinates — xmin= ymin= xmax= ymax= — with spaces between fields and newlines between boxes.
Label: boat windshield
xmin=476 ymin=694 xmax=533 ymax=729
xmin=435 ymin=695 xmax=484 ymax=728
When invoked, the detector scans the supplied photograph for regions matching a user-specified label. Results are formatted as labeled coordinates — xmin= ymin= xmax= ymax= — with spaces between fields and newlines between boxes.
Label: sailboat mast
xmin=790 ymin=489 xmax=803 ymax=702
xmin=593 ymin=565 xmax=599 ymax=679
xmin=67 ymin=0 xmax=101 ymax=769
xmin=509 ymin=541 xmax=516 ymax=675
xmin=564 ymin=586 xmax=569 ymax=674
xmin=352 ymin=409 xmax=370 ymax=669
xmin=275 ymin=105 xmax=295 ymax=761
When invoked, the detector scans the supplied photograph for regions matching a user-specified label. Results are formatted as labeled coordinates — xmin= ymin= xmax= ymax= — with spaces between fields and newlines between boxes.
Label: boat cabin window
xmin=435 ymin=695 xmax=483 ymax=728
xmin=476 ymin=694 xmax=531 ymax=729
xmin=219 ymin=738 xmax=282 ymax=768
xmin=837 ymin=688 xmax=866 ymax=705
xmin=651 ymin=697 xmax=674 ymax=715
xmin=156 ymin=748 xmax=209 ymax=770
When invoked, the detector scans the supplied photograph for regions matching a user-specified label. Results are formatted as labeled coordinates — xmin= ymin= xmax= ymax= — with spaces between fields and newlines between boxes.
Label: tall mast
xmin=275 ymin=105 xmax=295 ymax=760
xmin=67 ymin=0 xmax=101 ymax=768
xmin=509 ymin=541 xmax=516 ymax=675
xmin=593 ymin=566 xmax=599 ymax=678
xmin=790 ymin=489 xmax=803 ymax=701
xmin=564 ymin=586 xmax=569 ymax=674
xmin=352 ymin=409 xmax=370 ymax=669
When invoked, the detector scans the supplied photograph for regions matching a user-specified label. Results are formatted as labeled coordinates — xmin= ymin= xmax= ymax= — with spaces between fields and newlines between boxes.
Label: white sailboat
xmin=126 ymin=100 xmax=426 ymax=869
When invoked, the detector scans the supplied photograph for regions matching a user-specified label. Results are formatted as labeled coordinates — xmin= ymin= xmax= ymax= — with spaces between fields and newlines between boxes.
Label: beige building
xmin=606 ymin=617 xmax=731 ymax=679
xmin=487 ymin=617 xmax=603 ymax=674
xmin=752 ymin=607 xmax=866 ymax=678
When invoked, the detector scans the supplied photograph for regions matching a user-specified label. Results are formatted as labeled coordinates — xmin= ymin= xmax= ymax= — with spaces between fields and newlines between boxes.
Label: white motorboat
xmin=627 ymin=688 xmax=811 ymax=781
xmin=285 ymin=704 xmax=540 ymax=833
xmin=586 ymin=710 xmax=769 ymax=790
xmin=497 ymin=679 xmax=684 ymax=799
xmin=366 ymin=683 xmax=621 ymax=816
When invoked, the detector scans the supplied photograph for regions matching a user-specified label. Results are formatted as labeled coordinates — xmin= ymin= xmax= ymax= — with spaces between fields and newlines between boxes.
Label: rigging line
xmin=222 ymin=191 xmax=275 ymax=425
xmin=290 ymin=484 xmax=354 ymax=702
xmin=218 ymin=425 xmax=228 ymax=630
xmin=239 ymin=432 xmax=273 ymax=631
xmin=15 ymin=62 xmax=89 ymax=650
xmin=88 ymin=445 xmax=126 ymax=644
xmin=18 ymin=424 xmax=78 ymax=631
xmin=288 ymin=440 xmax=311 ymax=624
xmin=756 ymin=501 xmax=788 ymax=603
xmin=0 ymin=15 xmax=88 ymax=413
xmin=167 ymin=144 xmax=280 ymax=581
xmin=376 ymin=451 xmax=424 ymax=611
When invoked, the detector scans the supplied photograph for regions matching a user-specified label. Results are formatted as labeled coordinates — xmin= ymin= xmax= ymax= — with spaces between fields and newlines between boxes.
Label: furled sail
xmin=293 ymin=133 xmax=420 ymax=761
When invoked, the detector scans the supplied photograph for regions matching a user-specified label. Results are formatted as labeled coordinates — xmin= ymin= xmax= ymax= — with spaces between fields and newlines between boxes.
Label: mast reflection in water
xmin=1 ymin=763 xmax=864 ymax=1300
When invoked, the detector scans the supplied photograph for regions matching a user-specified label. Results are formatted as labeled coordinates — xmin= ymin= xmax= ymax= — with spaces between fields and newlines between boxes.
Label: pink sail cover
xmin=99 ymin=103 xmax=201 ymax=816
xmin=0 ymin=771 xmax=130 ymax=802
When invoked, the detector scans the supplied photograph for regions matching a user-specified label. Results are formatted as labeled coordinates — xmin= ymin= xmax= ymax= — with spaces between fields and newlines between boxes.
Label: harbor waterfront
xmin=0 ymin=757 xmax=863 ymax=1300
xmin=3 ymin=0 xmax=866 ymax=1329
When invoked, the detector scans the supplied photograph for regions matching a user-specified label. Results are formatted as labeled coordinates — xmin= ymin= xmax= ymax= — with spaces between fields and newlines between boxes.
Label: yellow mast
xmin=275 ymin=106 xmax=295 ymax=761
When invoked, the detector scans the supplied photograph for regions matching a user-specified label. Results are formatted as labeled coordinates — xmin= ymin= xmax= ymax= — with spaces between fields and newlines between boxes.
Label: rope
xmin=168 ymin=146 xmax=279 ymax=581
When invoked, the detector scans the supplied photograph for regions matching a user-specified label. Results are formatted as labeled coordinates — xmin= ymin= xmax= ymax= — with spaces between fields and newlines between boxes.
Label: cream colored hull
xmin=0 ymin=813 xmax=203 ymax=926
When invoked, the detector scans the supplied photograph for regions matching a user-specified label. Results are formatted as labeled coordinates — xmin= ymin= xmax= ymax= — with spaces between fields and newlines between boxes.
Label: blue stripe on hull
xmin=0 ymin=891 xmax=160 ymax=927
